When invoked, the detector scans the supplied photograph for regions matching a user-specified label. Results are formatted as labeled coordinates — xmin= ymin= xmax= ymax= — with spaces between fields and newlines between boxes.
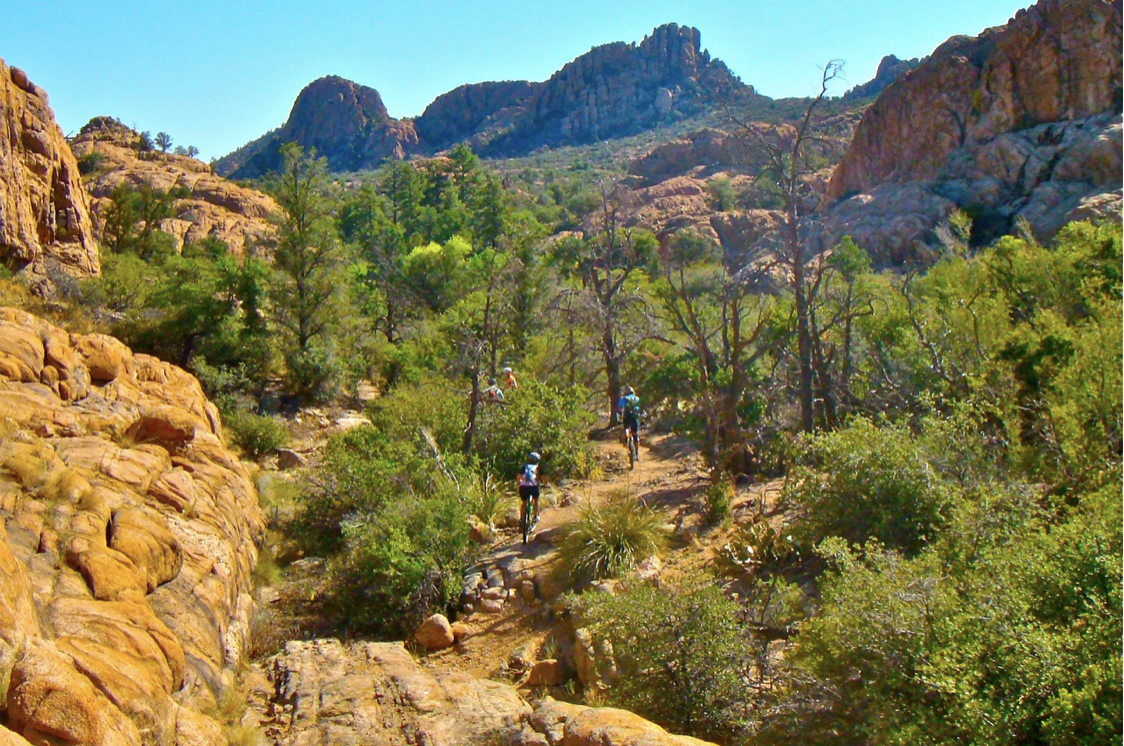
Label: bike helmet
xmin=528 ymin=451 xmax=541 ymax=463
xmin=503 ymin=367 xmax=513 ymax=374
xmin=623 ymin=385 xmax=634 ymax=395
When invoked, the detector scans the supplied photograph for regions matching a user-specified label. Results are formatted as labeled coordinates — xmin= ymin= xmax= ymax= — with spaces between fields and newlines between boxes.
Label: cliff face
xmin=414 ymin=81 xmax=540 ymax=152
xmin=71 ymin=117 xmax=277 ymax=257
xmin=0 ymin=307 xmax=265 ymax=744
xmin=0 ymin=59 xmax=98 ymax=279
xmin=820 ymin=0 xmax=1123 ymax=262
xmin=222 ymin=76 xmax=420 ymax=178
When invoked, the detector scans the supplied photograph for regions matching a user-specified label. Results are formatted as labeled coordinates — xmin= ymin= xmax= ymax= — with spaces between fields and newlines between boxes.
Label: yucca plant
xmin=558 ymin=492 xmax=668 ymax=583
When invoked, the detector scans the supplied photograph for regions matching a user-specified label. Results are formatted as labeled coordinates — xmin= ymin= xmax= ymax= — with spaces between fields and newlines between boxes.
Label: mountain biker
xmin=483 ymin=377 xmax=505 ymax=403
xmin=618 ymin=386 xmax=642 ymax=459
xmin=517 ymin=451 xmax=541 ymax=541
xmin=502 ymin=366 xmax=519 ymax=390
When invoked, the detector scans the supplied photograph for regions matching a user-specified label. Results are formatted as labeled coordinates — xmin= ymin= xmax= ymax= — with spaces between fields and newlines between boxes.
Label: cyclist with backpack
xmin=517 ymin=451 xmax=541 ymax=543
xmin=618 ymin=386 xmax=642 ymax=467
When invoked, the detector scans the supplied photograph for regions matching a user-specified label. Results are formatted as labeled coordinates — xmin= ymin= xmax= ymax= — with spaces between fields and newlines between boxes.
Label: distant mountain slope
xmin=841 ymin=55 xmax=921 ymax=101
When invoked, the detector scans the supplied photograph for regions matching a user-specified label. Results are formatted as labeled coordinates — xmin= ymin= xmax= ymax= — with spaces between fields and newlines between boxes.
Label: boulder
xmin=526 ymin=659 xmax=567 ymax=686
xmin=415 ymin=613 xmax=455 ymax=650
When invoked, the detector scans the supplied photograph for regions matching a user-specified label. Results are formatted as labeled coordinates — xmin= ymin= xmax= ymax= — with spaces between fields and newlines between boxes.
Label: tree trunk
xmin=789 ymin=214 xmax=815 ymax=433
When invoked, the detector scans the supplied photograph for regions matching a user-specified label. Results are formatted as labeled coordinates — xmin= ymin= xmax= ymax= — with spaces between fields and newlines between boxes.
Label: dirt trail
xmin=422 ymin=432 xmax=712 ymax=681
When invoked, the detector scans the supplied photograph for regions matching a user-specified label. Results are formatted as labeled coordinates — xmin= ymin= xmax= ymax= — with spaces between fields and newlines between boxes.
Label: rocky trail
xmin=240 ymin=430 xmax=770 ymax=745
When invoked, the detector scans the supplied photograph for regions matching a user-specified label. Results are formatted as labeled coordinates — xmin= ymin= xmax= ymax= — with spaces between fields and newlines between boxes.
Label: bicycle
xmin=519 ymin=492 xmax=539 ymax=544
xmin=626 ymin=424 xmax=639 ymax=469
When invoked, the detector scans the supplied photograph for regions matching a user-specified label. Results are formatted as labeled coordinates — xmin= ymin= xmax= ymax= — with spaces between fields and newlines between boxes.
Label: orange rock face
xmin=0 ymin=58 xmax=99 ymax=278
xmin=0 ymin=307 xmax=265 ymax=744
xmin=819 ymin=0 xmax=1122 ymax=263
xmin=71 ymin=117 xmax=278 ymax=258
xmin=828 ymin=0 xmax=1123 ymax=198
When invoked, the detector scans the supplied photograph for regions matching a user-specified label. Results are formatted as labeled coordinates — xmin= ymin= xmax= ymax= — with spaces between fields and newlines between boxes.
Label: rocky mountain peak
xmin=221 ymin=75 xmax=419 ymax=178
xmin=501 ymin=22 xmax=745 ymax=152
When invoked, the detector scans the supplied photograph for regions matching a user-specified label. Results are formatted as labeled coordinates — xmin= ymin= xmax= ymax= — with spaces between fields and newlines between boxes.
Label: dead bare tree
xmin=730 ymin=61 xmax=844 ymax=432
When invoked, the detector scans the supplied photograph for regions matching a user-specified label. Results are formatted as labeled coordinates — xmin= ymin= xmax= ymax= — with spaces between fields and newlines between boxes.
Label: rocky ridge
xmin=0 ymin=307 xmax=265 ymax=744
xmin=71 ymin=117 xmax=277 ymax=257
xmin=216 ymin=23 xmax=748 ymax=176
xmin=0 ymin=58 xmax=98 ymax=282
xmin=820 ymin=0 xmax=1123 ymax=261
xmin=841 ymin=54 xmax=922 ymax=101
xmin=414 ymin=80 xmax=541 ymax=152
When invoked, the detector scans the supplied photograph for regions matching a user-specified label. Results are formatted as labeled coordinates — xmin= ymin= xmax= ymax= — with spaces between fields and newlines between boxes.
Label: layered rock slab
xmin=0 ymin=307 xmax=265 ymax=744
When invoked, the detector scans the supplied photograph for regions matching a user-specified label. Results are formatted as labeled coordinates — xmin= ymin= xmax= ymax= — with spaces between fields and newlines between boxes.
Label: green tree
xmin=268 ymin=144 xmax=345 ymax=401
xmin=154 ymin=131 xmax=172 ymax=152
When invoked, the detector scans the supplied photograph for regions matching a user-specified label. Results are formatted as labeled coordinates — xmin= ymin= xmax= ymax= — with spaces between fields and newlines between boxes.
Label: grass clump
xmin=557 ymin=491 xmax=668 ymax=583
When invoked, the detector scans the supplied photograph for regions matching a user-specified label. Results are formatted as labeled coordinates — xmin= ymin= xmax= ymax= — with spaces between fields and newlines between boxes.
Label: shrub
xmin=577 ymin=580 xmax=754 ymax=742
xmin=329 ymin=476 xmax=472 ymax=637
xmin=704 ymin=477 xmax=733 ymax=525
xmin=769 ymin=477 xmax=1123 ymax=746
xmin=557 ymin=492 xmax=667 ymax=583
xmin=785 ymin=418 xmax=950 ymax=555
xmin=474 ymin=378 xmax=595 ymax=481
xmin=225 ymin=411 xmax=289 ymax=459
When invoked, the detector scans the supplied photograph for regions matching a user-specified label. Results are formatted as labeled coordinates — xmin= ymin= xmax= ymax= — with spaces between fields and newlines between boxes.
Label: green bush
xmin=785 ymin=418 xmax=950 ymax=555
xmin=330 ymin=477 xmax=471 ymax=637
xmin=557 ymin=492 xmax=667 ymax=583
xmin=224 ymin=411 xmax=289 ymax=459
xmin=474 ymin=378 xmax=595 ymax=480
xmin=577 ymin=580 xmax=754 ymax=742
xmin=769 ymin=476 xmax=1122 ymax=746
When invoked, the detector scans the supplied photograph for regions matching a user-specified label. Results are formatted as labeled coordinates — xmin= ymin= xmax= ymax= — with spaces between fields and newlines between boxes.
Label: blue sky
xmin=2 ymin=1 xmax=1033 ymax=161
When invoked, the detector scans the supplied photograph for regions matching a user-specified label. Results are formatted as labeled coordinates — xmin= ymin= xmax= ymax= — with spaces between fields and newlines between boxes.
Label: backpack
xmin=623 ymin=394 xmax=641 ymax=418
xmin=518 ymin=463 xmax=539 ymax=488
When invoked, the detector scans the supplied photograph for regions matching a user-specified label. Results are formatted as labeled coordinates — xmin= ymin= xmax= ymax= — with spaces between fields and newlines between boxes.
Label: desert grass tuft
xmin=557 ymin=491 xmax=668 ymax=583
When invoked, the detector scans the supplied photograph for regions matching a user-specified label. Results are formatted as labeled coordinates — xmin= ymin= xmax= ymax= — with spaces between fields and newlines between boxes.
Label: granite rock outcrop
xmin=245 ymin=638 xmax=717 ymax=745
xmin=822 ymin=0 xmax=1123 ymax=262
xmin=0 ymin=58 xmax=98 ymax=280
xmin=414 ymin=80 xmax=540 ymax=152
xmin=71 ymin=118 xmax=277 ymax=257
xmin=486 ymin=23 xmax=748 ymax=154
xmin=0 ymin=307 xmax=265 ymax=744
